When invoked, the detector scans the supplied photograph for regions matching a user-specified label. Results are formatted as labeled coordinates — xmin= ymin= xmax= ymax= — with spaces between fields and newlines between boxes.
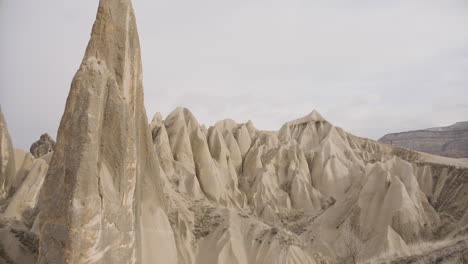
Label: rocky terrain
xmin=29 ymin=134 xmax=55 ymax=159
xmin=0 ymin=0 xmax=467 ymax=263
xmin=379 ymin=122 xmax=468 ymax=158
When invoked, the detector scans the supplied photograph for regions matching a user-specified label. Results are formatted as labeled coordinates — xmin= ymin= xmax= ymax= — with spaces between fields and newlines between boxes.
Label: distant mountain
xmin=379 ymin=122 xmax=468 ymax=158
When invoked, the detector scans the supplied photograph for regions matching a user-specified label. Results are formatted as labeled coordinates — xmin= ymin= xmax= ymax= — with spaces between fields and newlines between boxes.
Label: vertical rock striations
xmin=36 ymin=0 xmax=177 ymax=263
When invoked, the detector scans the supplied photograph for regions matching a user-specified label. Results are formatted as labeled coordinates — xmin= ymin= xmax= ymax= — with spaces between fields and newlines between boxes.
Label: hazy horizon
xmin=1 ymin=0 xmax=468 ymax=150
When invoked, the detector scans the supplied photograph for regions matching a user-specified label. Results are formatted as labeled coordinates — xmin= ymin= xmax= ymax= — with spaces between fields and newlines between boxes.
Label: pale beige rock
xmin=195 ymin=208 xmax=320 ymax=264
xmin=39 ymin=151 xmax=54 ymax=164
xmin=14 ymin=149 xmax=28 ymax=174
xmin=11 ymin=149 xmax=34 ymax=192
xmin=22 ymin=99 xmax=465 ymax=264
xmin=235 ymin=124 xmax=252 ymax=157
xmin=35 ymin=0 xmax=177 ymax=263
xmin=161 ymin=108 xmax=247 ymax=207
xmin=0 ymin=106 xmax=15 ymax=198
xmin=146 ymin=108 xmax=466 ymax=263
xmin=4 ymin=158 xmax=48 ymax=221
xmin=0 ymin=221 xmax=38 ymax=264
xmin=162 ymin=108 xmax=208 ymax=198
xmin=2 ymin=103 xmax=466 ymax=264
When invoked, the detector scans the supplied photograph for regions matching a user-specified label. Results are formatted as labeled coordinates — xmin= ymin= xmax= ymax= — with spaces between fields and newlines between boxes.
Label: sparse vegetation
xmin=189 ymin=201 xmax=223 ymax=240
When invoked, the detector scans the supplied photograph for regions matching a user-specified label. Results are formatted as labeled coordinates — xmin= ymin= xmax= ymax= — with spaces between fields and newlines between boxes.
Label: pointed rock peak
xmin=152 ymin=112 xmax=163 ymax=124
xmin=214 ymin=119 xmax=239 ymax=132
xmin=169 ymin=106 xmax=191 ymax=116
xmin=149 ymin=112 xmax=164 ymax=132
xmin=0 ymin=105 xmax=15 ymax=198
xmin=287 ymin=110 xmax=328 ymax=126
xmin=308 ymin=110 xmax=325 ymax=121
xmin=84 ymin=0 xmax=141 ymax=106
xmin=200 ymin=124 xmax=208 ymax=134
xmin=37 ymin=0 xmax=176 ymax=263
xmin=246 ymin=120 xmax=256 ymax=130
xmin=165 ymin=107 xmax=199 ymax=126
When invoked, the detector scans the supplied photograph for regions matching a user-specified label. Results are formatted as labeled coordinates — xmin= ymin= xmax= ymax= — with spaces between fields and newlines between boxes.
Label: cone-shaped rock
xmin=0 ymin=106 xmax=15 ymax=198
xmin=36 ymin=1 xmax=177 ymax=263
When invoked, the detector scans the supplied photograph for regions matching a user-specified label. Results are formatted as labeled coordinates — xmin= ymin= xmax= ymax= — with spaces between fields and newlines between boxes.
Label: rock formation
xmin=34 ymin=0 xmax=177 ymax=263
xmin=149 ymin=108 xmax=468 ymax=263
xmin=0 ymin=111 xmax=44 ymax=264
xmin=0 ymin=106 xmax=15 ymax=199
xmin=29 ymin=133 xmax=55 ymax=158
xmin=0 ymin=0 xmax=467 ymax=263
xmin=379 ymin=122 xmax=468 ymax=158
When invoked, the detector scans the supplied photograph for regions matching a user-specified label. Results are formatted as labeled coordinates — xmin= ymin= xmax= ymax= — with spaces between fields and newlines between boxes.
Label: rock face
xmin=0 ymin=106 xmax=15 ymax=199
xmin=35 ymin=0 xmax=177 ymax=263
xmin=379 ymin=122 xmax=468 ymax=158
xmin=1 ymin=0 xmax=468 ymax=263
xmin=0 ymin=112 xmax=46 ymax=264
xmin=150 ymin=108 xmax=468 ymax=263
xmin=142 ymin=106 xmax=468 ymax=263
xmin=4 ymin=150 xmax=48 ymax=222
xmin=29 ymin=133 xmax=55 ymax=158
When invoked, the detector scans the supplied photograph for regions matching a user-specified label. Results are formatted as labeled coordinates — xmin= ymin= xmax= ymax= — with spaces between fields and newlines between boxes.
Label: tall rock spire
xmin=0 ymin=105 xmax=15 ymax=198
xmin=36 ymin=0 xmax=177 ymax=263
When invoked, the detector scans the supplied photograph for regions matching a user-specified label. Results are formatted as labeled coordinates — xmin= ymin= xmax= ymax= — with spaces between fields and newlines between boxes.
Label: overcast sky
xmin=1 ymin=0 xmax=468 ymax=150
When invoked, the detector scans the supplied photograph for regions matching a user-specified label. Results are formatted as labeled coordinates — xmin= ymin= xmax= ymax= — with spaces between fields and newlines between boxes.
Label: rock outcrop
xmin=0 ymin=112 xmax=47 ymax=263
xmin=0 ymin=106 xmax=15 ymax=199
xmin=29 ymin=133 xmax=55 ymax=158
xmin=379 ymin=122 xmax=468 ymax=158
xmin=149 ymin=108 xmax=468 ymax=263
xmin=35 ymin=0 xmax=177 ymax=263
